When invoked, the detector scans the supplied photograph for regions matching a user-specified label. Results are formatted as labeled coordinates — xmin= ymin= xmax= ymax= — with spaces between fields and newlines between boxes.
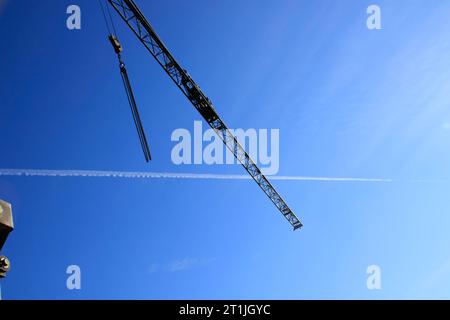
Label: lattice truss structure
xmin=108 ymin=0 xmax=303 ymax=230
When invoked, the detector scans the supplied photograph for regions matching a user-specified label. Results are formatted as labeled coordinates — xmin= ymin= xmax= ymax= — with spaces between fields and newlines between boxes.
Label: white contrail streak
xmin=0 ymin=169 xmax=393 ymax=182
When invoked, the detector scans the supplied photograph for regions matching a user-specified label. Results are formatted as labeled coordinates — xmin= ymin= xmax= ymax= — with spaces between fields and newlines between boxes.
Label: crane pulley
xmin=105 ymin=0 xmax=303 ymax=230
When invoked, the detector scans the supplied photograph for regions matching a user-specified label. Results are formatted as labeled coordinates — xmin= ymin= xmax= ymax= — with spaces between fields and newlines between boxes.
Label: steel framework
xmin=107 ymin=0 xmax=303 ymax=230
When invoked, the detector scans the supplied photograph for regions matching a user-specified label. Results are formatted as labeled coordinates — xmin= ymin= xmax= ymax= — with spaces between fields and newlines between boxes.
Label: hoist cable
xmin=100 ymin=0 xmax=151 ymax=162
xmin=97 ymin=0 xmax=112 ymax=35
xmin=119 ymin=62 xmax=152 ymax=162
xmin=105 ymin=0 xmax=119 ymax=37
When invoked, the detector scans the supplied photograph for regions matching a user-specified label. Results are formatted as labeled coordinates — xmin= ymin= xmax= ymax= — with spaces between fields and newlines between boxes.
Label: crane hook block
xmin=108 ymin=35 xmax=122 ymax=54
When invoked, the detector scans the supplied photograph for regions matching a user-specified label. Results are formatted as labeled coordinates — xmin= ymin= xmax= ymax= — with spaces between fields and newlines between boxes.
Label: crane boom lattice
xmin=107 ymin=0 xmax=303 ymax=230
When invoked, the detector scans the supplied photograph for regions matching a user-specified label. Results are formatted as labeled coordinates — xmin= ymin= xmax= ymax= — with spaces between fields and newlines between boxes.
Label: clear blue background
xmin=1 ymin=0 xmax=450 ymax=299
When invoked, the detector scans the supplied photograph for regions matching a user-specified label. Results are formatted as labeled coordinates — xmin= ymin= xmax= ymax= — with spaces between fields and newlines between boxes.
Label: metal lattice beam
xmin=107 ymin=0 xmax=303 ymax=230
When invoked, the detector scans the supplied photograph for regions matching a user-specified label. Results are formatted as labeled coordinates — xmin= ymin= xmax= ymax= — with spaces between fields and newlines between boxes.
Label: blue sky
xmin=1 ymin=0 xmax=450 ymax=299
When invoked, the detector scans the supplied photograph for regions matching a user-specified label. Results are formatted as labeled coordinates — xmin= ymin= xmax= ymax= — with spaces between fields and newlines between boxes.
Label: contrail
xmin=0 ymin=169 xmax=393 ymax=182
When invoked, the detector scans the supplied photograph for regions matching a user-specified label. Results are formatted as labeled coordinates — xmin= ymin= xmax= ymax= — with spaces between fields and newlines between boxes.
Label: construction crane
xmin=105 ymin=0 xmax=303 ymax=230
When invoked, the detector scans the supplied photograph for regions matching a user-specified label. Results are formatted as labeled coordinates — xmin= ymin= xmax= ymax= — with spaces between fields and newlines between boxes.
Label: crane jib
xmin=106 ymin=0 xmax=303 ymax=230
